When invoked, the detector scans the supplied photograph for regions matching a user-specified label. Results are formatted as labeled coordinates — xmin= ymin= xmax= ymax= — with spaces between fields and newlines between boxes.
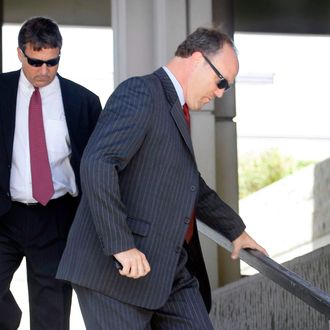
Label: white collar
xmin=162 ymin=66 xmax=185 ymax=107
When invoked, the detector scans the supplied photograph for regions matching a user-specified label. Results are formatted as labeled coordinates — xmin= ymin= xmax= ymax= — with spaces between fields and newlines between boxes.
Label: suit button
xmin=6 ymin=192 xmax=10 ymax=197
xmin=191 ymin=185 xmax=196 ymax=191
xmin=8 ymin=164 xmax=11 ymax=168
xmin=175 ymin=246 xmax=181 ymax=253
xmin=184 ymin=218 xmax=190 ymax=224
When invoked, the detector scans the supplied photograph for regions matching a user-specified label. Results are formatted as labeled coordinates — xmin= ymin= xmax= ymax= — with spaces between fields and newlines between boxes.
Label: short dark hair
xmin=18 ymin=16 xmax=62 ymax=52
xmin=175 ymin=27 xmax=235 ymax=58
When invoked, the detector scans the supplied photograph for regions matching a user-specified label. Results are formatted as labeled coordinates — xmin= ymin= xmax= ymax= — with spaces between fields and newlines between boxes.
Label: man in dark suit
xmin=57 ymin=27 xmax=266 ymax=329
xmin=0 ymin=17 xmax=101 ymax=330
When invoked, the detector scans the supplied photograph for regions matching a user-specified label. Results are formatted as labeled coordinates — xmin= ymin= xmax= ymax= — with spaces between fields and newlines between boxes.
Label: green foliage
xmin=238 ymin=149 xmax=315 ymax=199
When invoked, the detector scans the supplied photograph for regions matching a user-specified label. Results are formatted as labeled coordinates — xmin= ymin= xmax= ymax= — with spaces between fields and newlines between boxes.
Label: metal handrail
xmin=197 ymin=220 xmax=330 ymax=325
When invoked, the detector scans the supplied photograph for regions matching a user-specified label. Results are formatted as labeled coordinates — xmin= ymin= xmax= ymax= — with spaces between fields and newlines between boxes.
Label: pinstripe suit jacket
xmin=56 ymin=68 xmax=246 ymax=311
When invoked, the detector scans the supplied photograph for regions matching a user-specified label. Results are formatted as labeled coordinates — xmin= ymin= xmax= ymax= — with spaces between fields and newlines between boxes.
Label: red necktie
xmin=183 ymin=103 xmax=190 ymax=131
xmin=29 ymin=88 xmax=54 ymax=205
xmin=182 ymin=103 xmax=195 ymax=242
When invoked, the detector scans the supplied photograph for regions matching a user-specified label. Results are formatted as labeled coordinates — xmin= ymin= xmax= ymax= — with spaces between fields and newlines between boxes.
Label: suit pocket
xmin=126 ymin=217 xmax=150 ymax=237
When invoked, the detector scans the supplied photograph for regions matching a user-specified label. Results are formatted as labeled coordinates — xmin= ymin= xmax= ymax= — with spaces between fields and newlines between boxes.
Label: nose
xmin=40 ymin=63 xmax=49 ymax=74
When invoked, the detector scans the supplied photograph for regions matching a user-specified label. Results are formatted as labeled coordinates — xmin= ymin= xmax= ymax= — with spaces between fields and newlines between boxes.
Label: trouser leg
xmin=27 ymin=259 xmax=72 ymax=330
xmin=0 ymin=214 xmax=24 ymax=330
xmin=74 ymin=284 xmax=152 ymax=330
xmin=151 ymin=247 xmax=214 ymax=329
xmin=23 ymin=196 xmax=77 ymax=330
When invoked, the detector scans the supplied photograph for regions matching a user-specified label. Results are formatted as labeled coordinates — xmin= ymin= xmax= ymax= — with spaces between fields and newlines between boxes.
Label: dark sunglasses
xmin=21 ymin=49 xmax=60 ymax=67
xmin=202 ymin=54 xmax=231 ymax=91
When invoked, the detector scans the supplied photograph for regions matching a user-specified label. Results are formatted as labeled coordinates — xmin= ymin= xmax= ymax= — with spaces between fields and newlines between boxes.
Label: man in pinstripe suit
xmin=57 ymin=27 xmax=266 ymax=329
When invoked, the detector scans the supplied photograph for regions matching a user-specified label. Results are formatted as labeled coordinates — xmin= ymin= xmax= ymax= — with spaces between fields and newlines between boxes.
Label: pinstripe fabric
xmin=74 ymin=247 xmax=213 ymax=330
xmin=57 ymin=68 xmax=246 ymax=314
xmin=73 ymin=285 xmax=152 ymax=330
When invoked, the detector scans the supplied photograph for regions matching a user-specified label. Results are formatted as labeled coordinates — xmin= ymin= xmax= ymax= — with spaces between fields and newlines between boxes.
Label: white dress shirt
xmin=163 ymin=66 xmax=185 ymax=107
xmin=10 ymin=70 xmax=78 ymax=203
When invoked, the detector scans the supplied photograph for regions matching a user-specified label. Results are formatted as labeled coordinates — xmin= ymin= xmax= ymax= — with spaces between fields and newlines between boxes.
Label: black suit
xmin=0 ymin=70 xmax=101 ymax=330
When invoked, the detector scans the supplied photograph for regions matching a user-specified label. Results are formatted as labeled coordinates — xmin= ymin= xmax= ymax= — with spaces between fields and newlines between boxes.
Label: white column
xmin=111 ymin=0 xmax=219 ymax=289
xmin=188 ymin=0 xmax=219 ymax=290
xmin=112 ymin=0 xmax=187 ymax=85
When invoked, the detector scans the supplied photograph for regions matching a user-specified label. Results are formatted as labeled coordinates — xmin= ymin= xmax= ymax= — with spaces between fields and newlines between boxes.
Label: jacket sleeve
xmin=80 ymin=77 xmax=153 ymax=256
xmin=196 ymin=175 xmax=246 ymax=241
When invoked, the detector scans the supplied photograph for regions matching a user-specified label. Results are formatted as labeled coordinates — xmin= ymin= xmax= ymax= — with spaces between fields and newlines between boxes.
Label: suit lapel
xmin=154 ymin=68 xmax=195 ymax=159
xmin=0 ymin=71 xmax=20 ymax=160
xmin=58 ymin=75 xmax=77 ymax=145
xmin=169 ymin=102 xmax=195 ymax=158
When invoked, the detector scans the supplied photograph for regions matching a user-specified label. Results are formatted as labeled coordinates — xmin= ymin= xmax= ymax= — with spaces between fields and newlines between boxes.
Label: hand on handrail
xmin=231 ymin=231 xmax=268 ymax=260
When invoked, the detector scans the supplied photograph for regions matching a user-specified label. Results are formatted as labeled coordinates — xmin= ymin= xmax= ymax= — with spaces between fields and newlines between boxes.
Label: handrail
xmin=197 ymin=220 xmax=330 ymax=321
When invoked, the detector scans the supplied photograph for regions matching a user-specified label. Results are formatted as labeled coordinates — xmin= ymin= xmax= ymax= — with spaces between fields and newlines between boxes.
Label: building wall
xmin=239 ymin=157 xmax=330 ymax=275
xmin=210 ymin=244 xmax=330 ymax=330
xmin=3 ymin=0 xmax=111 ymax=26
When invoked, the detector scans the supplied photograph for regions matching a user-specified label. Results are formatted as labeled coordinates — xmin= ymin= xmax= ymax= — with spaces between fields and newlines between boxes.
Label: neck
xmin=166 ymin=56 xmax=192 ymax=92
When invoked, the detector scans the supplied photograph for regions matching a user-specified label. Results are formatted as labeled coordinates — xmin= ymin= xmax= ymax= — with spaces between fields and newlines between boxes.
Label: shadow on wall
xmin=239 ymin=156 xmax=330 ymax=275
xmin=313 ymin=158 xmax=330 ymax=242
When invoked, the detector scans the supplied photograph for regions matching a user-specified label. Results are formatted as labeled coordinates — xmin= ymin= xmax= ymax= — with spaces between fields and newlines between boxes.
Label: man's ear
xmin=191 ymin=51 xmax=203 ymax=64
xmin=17 ymin=47 xmax=24 ymax=63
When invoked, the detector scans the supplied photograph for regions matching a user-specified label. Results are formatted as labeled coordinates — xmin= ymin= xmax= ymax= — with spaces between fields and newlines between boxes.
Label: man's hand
xmin=113 ymin=248 xmax=151 ymax=279
xmin=231 ymin=231 xmax=268 ymax=260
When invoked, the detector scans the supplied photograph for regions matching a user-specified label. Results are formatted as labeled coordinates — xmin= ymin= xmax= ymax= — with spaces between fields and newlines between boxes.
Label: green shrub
xmin=238 ymin=149 xmax=315 ymax=199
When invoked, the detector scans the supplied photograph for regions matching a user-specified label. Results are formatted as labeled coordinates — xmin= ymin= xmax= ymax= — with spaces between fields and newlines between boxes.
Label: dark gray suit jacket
xmin=56 ymin=68 xmax=245 ymax=311
xmin=0 ymin=70 xmax=102 ymax=216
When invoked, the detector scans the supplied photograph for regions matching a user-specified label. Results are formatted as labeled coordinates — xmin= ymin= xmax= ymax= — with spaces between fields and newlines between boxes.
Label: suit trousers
xmin=73 ymin=246 xmax=214 ymax=330
xmin=0 ymin=194 xmax=78 ymax=330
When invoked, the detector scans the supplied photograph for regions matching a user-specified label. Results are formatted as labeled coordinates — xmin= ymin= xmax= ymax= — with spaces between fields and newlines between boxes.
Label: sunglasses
xmin=21 ymin=49 xmax=60 ymax=67
xmin=202 ymin=54 xmax=231 ymax=91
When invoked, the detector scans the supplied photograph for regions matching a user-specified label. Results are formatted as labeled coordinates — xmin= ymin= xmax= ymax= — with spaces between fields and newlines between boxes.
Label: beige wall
xmin=3 ymin=0 xmax=111 ymax=26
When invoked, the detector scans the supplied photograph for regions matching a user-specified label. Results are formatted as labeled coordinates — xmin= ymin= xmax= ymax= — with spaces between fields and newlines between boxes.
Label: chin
xmin=35 ymin=80 xmax=51 ymax=88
